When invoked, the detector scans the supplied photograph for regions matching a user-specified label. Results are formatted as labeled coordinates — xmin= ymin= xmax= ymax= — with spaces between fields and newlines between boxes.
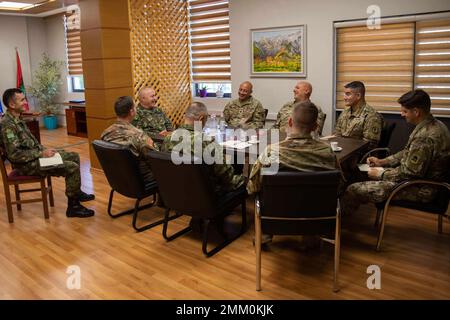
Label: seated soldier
xmin=101 ymin=96 xmax=158 ymax=183
xmin=132 ymin=87 xmax=173 ymax=143
xmin=342 ymin=89 xmax=450 ymax=214
xmin=1 ymin=88 xmax=94 ymax=218
xmin=248 ymin=101 xmax=339 ymax=246
xmin=335 ymin=81 xmax=383 ymax=149
xmin=223 ymin=81 xmax=265 ymax=130
xmin=272 ymin=81 xmax=326 ymax=136
xmin=162 ymin=102 xmax=245 ymax=195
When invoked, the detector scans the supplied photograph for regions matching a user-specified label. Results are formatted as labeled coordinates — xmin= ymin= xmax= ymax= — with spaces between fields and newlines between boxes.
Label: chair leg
xmin=132 ymin=195 xmax=170 ymax=232
xmin=376 ymin=205 xmax=390 ymax=251
xmin=14 ymin=185 xmax=21 ymax=211
xmin=374 ymin=208 xmax=382 ymax=228
xmin=438 ymin=214 xmax=443 ymax=234
xmin=255 ymin=203 xmax=262 ymax=291
xmin=162 ymin=208 xmax=191 ymax=241
xmin=47 ymin=176 xmax=54 ymax=207
xmin=40 ymin=179 xmax=49 ymax=219
xmin=4 ymin=184 xmax=14 ymax=223
xmin=333 ymin=208 xmax=341 ymax=293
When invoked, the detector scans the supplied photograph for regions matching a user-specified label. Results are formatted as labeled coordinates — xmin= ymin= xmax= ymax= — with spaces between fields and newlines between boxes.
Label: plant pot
xmin=199 ymin=89 xmax=208 ymax=97
xmin=43 ymin=115 xmax=57 ymax=130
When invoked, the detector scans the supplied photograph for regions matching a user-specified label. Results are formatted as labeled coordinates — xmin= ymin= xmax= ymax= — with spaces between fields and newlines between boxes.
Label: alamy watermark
xmin=168 ymin=122 xmax=280 ymax=175
xmin=367 ymin=5 xmax=381 ymax=30
xmin=66 ymin=265 xmax=81 ymax=290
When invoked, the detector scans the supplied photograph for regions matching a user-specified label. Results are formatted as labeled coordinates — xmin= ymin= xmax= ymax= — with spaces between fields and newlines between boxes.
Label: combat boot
xmin=78 ymin=191 xmax=95 ymax=202
xmin=66 ymin=197 xmax=95 ymax=218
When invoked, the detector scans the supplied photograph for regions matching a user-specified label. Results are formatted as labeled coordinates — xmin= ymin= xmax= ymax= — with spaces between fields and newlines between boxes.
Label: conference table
xmin=154 ymin=129 xmax=369 ymax=166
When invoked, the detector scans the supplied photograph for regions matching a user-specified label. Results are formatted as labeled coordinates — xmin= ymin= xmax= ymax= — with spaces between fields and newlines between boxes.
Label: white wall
xmin=229 ymin=0 xmax=450 ymax=134
xmin=0 ymin=14 xmax=84 ymax=126
xmin=0 ymin=16 xmax=32 ymax=110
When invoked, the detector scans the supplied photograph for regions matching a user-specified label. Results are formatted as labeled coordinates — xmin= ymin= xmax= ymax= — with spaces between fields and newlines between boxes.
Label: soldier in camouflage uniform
xmin=248 ymin=101 xmax=337 ymax=194
xmin=101 ymin=96 xmax=158 ymax=183
xmin=248 ymin=101 xmax=338 ymax=246
xmin=335 ymin=81 xmax=383 ymax=149
xmin=0 ymin=88 xmax=94 ymax=218
xmin=223 ymin=81 xmax=265 ymax=129
xmin=162 ymin=102 xmax=245 ymax=195
xmin=132 ymin=87 xmax=173 ymax=144
xmin=272 ymin=81 xmax=326 ymax=136
xmin=342 ymin=89 xmax=450 ymax=215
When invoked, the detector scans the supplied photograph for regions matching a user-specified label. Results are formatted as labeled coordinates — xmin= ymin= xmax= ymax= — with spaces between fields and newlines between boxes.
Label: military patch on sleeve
xmin=410 ymin=155 xmax=420 ymax=164
xmin=372 ymin=126 xmax=379 ymax=134
xmin=5 ymin=129 xmax=15 ymax=141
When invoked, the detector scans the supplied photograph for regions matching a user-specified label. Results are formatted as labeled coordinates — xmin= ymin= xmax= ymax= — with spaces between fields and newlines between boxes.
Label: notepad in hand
xmin=358 ymin=164 xmax=384 ymax=172
xmin=39 ymin=152 xmax=63 ymax=168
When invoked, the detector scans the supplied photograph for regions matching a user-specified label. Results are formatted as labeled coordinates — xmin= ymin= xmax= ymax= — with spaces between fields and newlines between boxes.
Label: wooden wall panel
xmin=129 ymin=0 xmax=192 ymax=126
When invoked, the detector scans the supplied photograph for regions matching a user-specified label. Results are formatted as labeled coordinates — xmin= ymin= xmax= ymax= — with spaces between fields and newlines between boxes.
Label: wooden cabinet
xmin=24 ymin=118 xmax=41 ymax=143
xmin=65 ymin=104 xmax=87 ymax=138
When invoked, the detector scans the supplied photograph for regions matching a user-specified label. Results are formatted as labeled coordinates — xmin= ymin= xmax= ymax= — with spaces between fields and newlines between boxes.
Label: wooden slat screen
xmin=336 ymin=23 xmax=415 ymax=112
xmin=415 ymin=19 xmax=450 ymax=115
xmin=129 ymin=0 xmax=192 ymax=126
xmin=64 ymin=8 xmax=83 ymax=76
xmin=188 ymin=0 xmax=231 ymax=82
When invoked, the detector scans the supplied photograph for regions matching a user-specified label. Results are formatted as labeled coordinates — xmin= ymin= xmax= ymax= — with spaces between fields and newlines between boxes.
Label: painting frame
xmin=250 ymin=25 xmax=306 ymax=78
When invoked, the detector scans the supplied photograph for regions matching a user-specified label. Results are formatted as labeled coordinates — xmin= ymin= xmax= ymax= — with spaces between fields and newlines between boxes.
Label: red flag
xmin=16 ymin=49 xmax=30 ymax=112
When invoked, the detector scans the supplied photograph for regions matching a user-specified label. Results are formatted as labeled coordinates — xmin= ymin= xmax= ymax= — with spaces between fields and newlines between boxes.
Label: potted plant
xmin=28 ymin=53 xmax=64 ymax=130
xmin=199 ymin=85 xmax=208 ymax=98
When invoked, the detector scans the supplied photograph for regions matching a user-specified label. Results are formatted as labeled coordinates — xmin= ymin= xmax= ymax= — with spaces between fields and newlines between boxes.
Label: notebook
xmin=39 ymin=152 xmax=63 ymax=168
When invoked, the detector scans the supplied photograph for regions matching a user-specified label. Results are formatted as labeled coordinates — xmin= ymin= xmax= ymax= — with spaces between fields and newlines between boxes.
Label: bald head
xmin=185 ymin=102 xmax=208 ymax=119
xmin=291 ymin=101 xmax=318 ymax=131
xmin=293 ymin=81 xmax=312 ymax=102
xmin=139 ymin=87 xmax=157 ymax=108
xmin=238 ymin=81 xmax=253 ymax=101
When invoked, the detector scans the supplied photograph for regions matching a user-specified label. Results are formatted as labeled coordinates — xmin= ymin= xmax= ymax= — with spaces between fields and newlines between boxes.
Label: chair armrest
xmin=385 ymin=179 xmax=450 ymax=205
xmin=360 ymin=148 xmax=391 ymax=164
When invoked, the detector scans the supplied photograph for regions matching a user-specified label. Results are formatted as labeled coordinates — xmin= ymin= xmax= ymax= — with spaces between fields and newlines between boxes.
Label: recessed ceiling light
xmin=0 ymin=1 xmax=32 ymax=10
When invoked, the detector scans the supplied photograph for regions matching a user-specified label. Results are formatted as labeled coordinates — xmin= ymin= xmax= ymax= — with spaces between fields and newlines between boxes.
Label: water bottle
xmin=219 ymin=120 xmax=226 ymax=132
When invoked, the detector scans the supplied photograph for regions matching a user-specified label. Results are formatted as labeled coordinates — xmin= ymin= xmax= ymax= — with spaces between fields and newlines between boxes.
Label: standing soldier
xmin=223 ymin=81 xmax=266 ymax=129
xmin=1 ymin=88 xmax=95 ymax=218
xmin=342 ymin=89 xmax=450 ymax=215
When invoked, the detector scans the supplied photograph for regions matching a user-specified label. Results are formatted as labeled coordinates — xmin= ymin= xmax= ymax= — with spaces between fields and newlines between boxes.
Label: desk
xmin=64 ymin=102 xmax=87 ymax=138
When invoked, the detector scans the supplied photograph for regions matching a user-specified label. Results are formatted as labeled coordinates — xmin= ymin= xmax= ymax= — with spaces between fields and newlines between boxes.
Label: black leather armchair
xmin=255 ymin=170 xmax=342 ymax=292
xmin=92 ymin=140 xmax=168 ymax=232
xmin=147 ymin=150 xmax=247 ymax=257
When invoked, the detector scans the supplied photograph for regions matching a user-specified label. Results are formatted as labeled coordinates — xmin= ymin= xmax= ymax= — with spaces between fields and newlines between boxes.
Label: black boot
xmin=66 ymin=198 xmax=95 ymax=218
xmin=78 ymin=191 xmax=95 ymax=202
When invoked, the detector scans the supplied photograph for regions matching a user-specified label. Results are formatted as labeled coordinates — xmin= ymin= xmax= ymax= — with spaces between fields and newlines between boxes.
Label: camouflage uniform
xmin=342 ymin=114 xmax=450 ymax=214
xmin=272 ymin=100 xmax=326 ymax=135
xmin=0 ymin=112 xmax=81 ymax=198
xmin=131 ymin=104 xmax=173 ymax=140
xmin=335 ymin=103 xmax=383 ymax=149
xmin=223 ymin=96 xmax=265 ymax=129
xmin=100 ymin=119 xmax=158 ymax=182
xmin=162 ymin=124 xmax=245 ymax=195
xmin=247 ymin=132 xmax=338 ymax=194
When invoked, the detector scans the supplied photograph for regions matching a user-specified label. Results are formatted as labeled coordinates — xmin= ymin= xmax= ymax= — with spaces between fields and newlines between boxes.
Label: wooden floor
xmin=0 ymin=127 xmax=449 ymax=299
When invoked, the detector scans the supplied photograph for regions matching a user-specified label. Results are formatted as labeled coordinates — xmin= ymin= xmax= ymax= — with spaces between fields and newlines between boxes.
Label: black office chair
xmin=255 ymin=170 xmax=342 ymax=292
xmin=360 ymin=122 xmax=396 ymax=163
xmin=92 ymin=140 xmax=167 ymax=232
xmin=147 ymin=151 xmax=247 ymax=257
xmin=374 ymin=178 xmax=450 ymax=251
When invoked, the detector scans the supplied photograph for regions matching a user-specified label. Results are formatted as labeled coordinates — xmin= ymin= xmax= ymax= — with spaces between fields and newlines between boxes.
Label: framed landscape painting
xmin=251 ymin=25 xmax=306 ymax=77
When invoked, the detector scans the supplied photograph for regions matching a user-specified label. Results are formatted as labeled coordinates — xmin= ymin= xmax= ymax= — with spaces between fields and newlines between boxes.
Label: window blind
xmin=415 ymin=18 xmax=450 ymax=115
xmin=64 ymin=8 xmax=83 ymax=76
xmin=188 ymin=0 xmax=231 ymax=82
xmin=336 ymin=22 xmax=415 ymax=112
